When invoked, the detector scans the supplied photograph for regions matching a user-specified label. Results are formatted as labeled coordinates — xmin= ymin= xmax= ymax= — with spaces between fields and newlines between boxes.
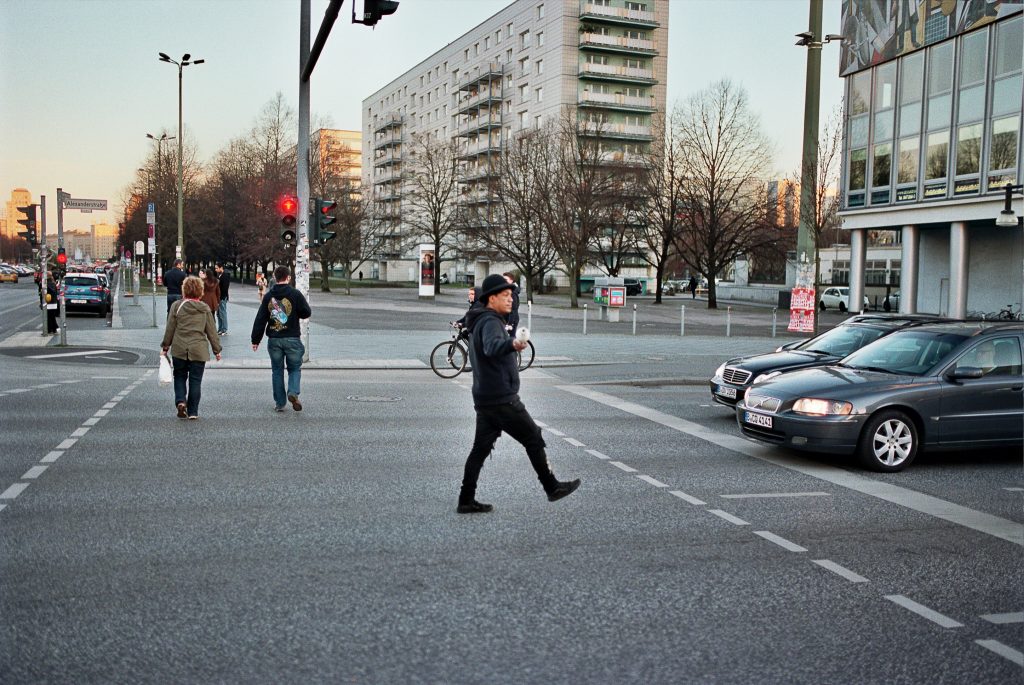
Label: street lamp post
xmin=146 ymin=132 xmax=174 ymax=327
xmin=158 ymin=52 xmax=204 ymax=263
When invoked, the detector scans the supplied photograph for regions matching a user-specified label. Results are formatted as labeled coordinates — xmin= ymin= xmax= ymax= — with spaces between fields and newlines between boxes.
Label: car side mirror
xmin=948 ymin=366 xmax=984 ymax=381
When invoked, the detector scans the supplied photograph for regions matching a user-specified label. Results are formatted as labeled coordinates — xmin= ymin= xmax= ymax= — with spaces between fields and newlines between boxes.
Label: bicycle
xmin=996 ymin=303 xmax=1022 ymax=321
xmin=429 ymin=322 xmax=536 ymax=378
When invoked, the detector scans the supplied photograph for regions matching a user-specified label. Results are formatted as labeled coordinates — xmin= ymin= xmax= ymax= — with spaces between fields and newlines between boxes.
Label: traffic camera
xmin=279 ymin=195 xmax=297 ymax=245
xmin=16 ymin=204 xmax=37 ymax=246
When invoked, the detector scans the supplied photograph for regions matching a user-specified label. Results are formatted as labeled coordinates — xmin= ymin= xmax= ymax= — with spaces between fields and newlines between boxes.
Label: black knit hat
xmin=479 ymin=273 xmax=514 ymax=303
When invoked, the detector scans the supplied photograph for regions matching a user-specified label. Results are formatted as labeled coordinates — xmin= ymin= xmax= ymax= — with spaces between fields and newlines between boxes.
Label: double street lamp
xmin=158 ymin=52 xmax=204 ymax=262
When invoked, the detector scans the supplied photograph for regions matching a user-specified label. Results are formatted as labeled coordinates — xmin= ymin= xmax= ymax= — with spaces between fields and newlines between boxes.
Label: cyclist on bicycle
xmin=454 ymin=285 xmax=482 ymax=334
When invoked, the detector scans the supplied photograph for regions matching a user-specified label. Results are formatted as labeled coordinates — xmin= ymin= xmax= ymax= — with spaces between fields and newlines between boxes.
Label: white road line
xmin=534 ymin=420 xmax=547 ymax=428
xmin=636 ymin=475 xmax=668 ymax=488
xmin=91 ymin=376 xmax=130 ymax=380
xmin=884 ymin=595 xmax=963 ymax=628
xmin=70 ymin=427 xmax=90 ymax=438
xmin=609 ymin=461 xmax=638 ymax=473
xmin=33 ymin=383 xmax=59 ymax=389
xmin=1004 ymin=487 xmax=1024 ymax=492
xmin=57 ymin=380 xmax=80 ymax=384
xmin=7 ymin=388 xmax=29 ymax=394
xmin=27 ymin=349 xmax=117 ymax=359
xmin=564 ymin=437 xmax=586 ymax=447
xmin=546 ymin=428 xmax=566 ymax=437
xmin=721 ymin=492 xmax=831 ymax=499
xmin=980 ymin=612 xmax=1024 ymax=624
xmin=0 ymin=504 xmax=5 ymax=512
xmin=707 ymin=509 xmax=749 ymax=525
xmin=83 ymin=418 xmax=100 ymax=426
xmin=669 ymin=490 xmax=707 ymax=505
xmin=22 ymin=465 xmax=48 ymax=479
xmin=812 ymin=559 xmax=870 ymax=583
xmin=102 ymin=403 xmax=116 ymax=409
xmin=754 ymin=530 xmax=807 ymax=552
xmin=586 ymin=449 xmax=610 ymax=460
xmin=56 ymin=439 xmax=77 ymax=450
xmin=975 ymin=640 xmax=1024 ymax=666
xmin=41 ymin=451 xmax=63 ymax=463
xmin=557 ymin=385 xmax=1024 ymax=547
xmin=0 ymin=483 xmax=30 ymax=500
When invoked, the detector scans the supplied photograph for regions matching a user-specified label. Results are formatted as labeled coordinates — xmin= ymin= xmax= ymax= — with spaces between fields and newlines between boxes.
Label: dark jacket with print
xmin=466 ymin=306 xmax=518 ymax=408
xmin=251 ymin=283 xmax=311 ymax=344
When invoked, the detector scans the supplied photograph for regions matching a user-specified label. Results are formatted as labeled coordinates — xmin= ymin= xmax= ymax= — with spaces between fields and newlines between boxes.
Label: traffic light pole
xmin=297 ymin=0 xmax=312 ymax=361
xmin=57 ymin=189 xmax=67 ymax=345
xmin=39 ymin=197 xmax=49 ymax=337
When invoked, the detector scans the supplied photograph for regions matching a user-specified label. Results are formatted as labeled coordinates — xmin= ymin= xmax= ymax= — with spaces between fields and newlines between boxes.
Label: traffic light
xmin=279 ymin=194 xmax=297 ymax=245
xmin=56 ymin=247 xmax=67 ymax=267
xmin=362 ymin=0 xmax=399 ymax=26
xmin=16 ymin=204 xmax=37 ymax=246
xmin=310 ymin=198 xmax=338 ymax=245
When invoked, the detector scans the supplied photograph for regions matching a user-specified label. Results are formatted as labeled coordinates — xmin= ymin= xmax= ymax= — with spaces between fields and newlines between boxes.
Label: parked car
xmin=709 ymin=314 xmax=947 ymax=408
xmin=623 ymin=278 xmax=643 ymax=296
xmin=819 ymin=286 xmax=871 ymax=312
xmin=736 ymin=321 xmax=1024 ymax=471
xmin=61 ymin=272 xmax=108 ymax=316
xmin=0 ymin=266 xmax=18 ymax=283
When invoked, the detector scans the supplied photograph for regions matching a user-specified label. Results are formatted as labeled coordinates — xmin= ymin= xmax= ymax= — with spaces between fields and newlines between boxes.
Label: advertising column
xmin=418 ymin=244 xmax=435 ymax=298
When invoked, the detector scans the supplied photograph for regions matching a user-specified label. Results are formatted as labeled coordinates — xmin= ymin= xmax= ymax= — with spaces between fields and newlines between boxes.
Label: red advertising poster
xmin=788 ymin=261 xmax=816 ymax=333
xmin=609 ymin=287 xmax=625 ymax=307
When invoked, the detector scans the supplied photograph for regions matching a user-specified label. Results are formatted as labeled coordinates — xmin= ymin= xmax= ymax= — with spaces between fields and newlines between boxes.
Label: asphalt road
xmin=1 ymin=278 xmax=1021 ymax=683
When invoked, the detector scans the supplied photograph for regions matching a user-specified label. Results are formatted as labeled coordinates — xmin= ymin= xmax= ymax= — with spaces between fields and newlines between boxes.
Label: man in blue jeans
xmin=250 ymin=266 xmax=312 ymax=412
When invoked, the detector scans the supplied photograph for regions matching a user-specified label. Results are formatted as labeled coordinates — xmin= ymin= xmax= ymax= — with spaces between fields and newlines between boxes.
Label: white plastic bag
xmin=158 ymin=353 xmax=173 ymax=387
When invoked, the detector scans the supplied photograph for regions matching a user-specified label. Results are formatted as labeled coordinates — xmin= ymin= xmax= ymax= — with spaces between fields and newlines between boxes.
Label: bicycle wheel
xmin=430 ymin=340 xmax=467 ymax=378
xmin=517 ymin=340 xmax=536 ymax=371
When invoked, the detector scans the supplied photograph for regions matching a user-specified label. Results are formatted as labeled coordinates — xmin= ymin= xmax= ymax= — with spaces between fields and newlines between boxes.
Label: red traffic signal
xmin=279 ymin=195 xmax=298 ymax=226
xmin=56 ymin=248 xmax=68 ymax=266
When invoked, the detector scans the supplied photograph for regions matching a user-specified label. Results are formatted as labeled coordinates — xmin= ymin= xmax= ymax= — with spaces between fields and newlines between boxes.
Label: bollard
xmin=772 ymin=307 xmax=777 ymax=338
xmin=726 ymin=306 xmax=732 ymax=337
xmin=527 ymin=300 xmax=532 ymax=332
xmin=632 ymin=304 xmax=637 ymax=335
xmin=583 ymin=303 xmax=588 ymax=335
xmin=680 ymin=304 xmax=685 ymax=336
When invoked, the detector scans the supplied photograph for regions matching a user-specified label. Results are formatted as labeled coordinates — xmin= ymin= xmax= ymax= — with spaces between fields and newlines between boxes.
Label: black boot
xmin=546 ymin=479 xmax=581 ymax=502
xmin=457 ymin=500 xmax=494 ymax=514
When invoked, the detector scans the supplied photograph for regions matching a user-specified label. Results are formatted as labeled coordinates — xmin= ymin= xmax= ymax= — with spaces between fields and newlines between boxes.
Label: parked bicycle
xmin=430 ymin=322 xmax=535 ymax=378
xmin=996 ymin=303 xmax=1022 ymax=320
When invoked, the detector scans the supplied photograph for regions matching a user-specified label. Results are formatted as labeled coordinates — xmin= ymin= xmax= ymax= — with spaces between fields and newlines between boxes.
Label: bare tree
xmin=463 ymin=128 xmax=559 ymax=302
xmin=672 ymin=80 xmax=777 ymax=308
xmin=404 ymin=132 xmax=460 ymax=295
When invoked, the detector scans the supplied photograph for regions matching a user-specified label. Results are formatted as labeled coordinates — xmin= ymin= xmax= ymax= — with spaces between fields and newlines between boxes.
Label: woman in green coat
xmin=161 ymin=276 xmax=222 ymax=419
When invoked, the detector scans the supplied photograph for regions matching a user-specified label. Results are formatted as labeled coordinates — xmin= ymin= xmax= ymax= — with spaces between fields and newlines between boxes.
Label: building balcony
xmin=579 ymin=122 xmax=654 ymax=141
xmin=593 ymin=150 xmax=647 ymax=166
xmin=373 ymin=134 xmax=402 ymax=151
xmin=373 ymin=113 xmax=404 ymax=134
xmin=457 ymin=88 xmax=504 ymax=115
xmin=458 ymin=137 xmax=503 ymax=160
xmin=457 ymin=63 xmax=505 ymax=92
xmin=458 ymin=189 xmax=498 ymax=207
xmin=578 ymin=91 xmax=656 ymax=113
xmin=457 ymin=112 xmax=503 ymax=137
xmin=579 ymin=2 xmax=658 ymax=28
xmin=462 ymin=164 xmax=500 ymax=182
xmin=578 ymin=62 xmax=656 ymax=84
xmin=579 ymin=33 xmax=656 ymax=55
xmin=373 ymin=149 xmax=402 ymax=167
xmin=373 ymin=188 xmax=402 ymax=202
xmin=373 ymin=166 xmax=403 ymax=183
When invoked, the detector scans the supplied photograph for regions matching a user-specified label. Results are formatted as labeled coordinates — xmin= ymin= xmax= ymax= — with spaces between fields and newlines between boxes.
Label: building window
xmin=507 ymin=22 xmax=513 ymax=38
xmin=953 ymin=29 xmax=988 ymax=195
xmin=474 ymin=42 xmax=479 ymax=56
xmin=988 ymin=15 xmax=1022 ymax=189
xmin=519 ymin=84 xmax=528 ymax=102
xmin=535 ymin=114 xmax=542 ymax=128
xmin=923 ymin=42 xmax=954 ymax=197
xmin=536 ymin=59 xmax=544 ymax=75
xmin=537 ymin=3 xmax=544 ymax=19
xmin=464 ymin=48 xmax=469 ymax=62
xmin=589 ymin=54 xmax=610 ymax=66
xmin=485 ymin=36 xmax=490 ymax=50
xmin=537 ymin=32 xmax=544 ymax=47
xmin=925 ymin=130 xmax=949 ymax=180
xmin=869 ymin=61 xmax=896 ymax=203
xmin=626 ymin=1 xmax=647 ymax=10
xmin=535 ymin=87 xmax=543 ymax=102
xmin=846 ymin=70 xmax=870 ymax=204
xmin=520 ymin=30 xmax=531 ymax=49
xmin=519 ymin=110 xmax=529 ymax=129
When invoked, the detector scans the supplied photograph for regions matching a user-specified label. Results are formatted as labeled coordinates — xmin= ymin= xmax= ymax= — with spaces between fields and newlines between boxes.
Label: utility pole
xmin=39 ymin=197 xmax=48 ymax=336
xmin=796 ymin=0 xmax=822 ymax=267
xmin=297 ymin=0 xmax=312 ymax=361
xmin=57 ymin=189 xmax=68 ymax=345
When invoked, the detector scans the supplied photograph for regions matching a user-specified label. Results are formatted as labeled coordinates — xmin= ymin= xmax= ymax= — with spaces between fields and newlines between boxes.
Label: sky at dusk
xmin=0 ymin=0 xmax=844 ymax=233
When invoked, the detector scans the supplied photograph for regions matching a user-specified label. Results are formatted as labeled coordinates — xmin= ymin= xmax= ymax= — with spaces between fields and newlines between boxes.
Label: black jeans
xmin=172 ymin=357 xmax=206 ymax=416
xmin=460 ymin=398 xmax=556 ymax=502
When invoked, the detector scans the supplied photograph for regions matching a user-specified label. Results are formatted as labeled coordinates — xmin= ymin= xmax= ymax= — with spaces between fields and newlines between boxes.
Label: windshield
xmin=795 ymin=324 xmax=887 ymax=357
xmin=841 ymin=330 xmax=966 ymax=375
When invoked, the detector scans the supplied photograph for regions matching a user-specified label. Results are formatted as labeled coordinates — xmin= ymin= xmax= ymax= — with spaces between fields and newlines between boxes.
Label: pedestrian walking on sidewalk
xmin=215 ymin=263 xmax=230 ymax=335
xmin=164 ymin=259 xmax=187 ymax=312
xmin=456 ymin=274 xmax=580 ymax=514
xmin=161 ymin=275 xmax=222 ymax=420
xmin=251 ymin=266 xmax=311 ymax=413
xmin=200 ymin=269 xmax=221 ymax=315
xmin=688 ymin=275 xmax=698 ymax=299
xmin=45 ymin=274 xmax=59 ymax=335
xmin=256 ymin=271 xmax=267 ymax=300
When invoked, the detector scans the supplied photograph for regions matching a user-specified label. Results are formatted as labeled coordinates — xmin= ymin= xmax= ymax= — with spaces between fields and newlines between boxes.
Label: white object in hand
xmin=515 ymin=327 xmax=530 ymax=343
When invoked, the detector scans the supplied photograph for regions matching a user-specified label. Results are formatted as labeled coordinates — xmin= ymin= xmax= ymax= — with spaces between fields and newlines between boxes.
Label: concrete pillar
xmin=474 ymin=259 xmax=489 ymax=287
xmin=948 ymin=221 xmax=969 ymax=319
xmin=899 ymin=225 xmax=919 ymax=314
xmin=734 ymin=254 xmax=749 ymax=286
xmin=849 ymin=228 xmax=867 ymax=313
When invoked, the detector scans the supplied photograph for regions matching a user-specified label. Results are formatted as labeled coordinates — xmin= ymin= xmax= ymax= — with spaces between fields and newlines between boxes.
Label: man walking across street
xmin=164 ymin=259 xmax=187 ymax=312
xmin=251 ymin=266 xmax=311 ymax=413
xmin=457 ymin=274 xmax=580 ymax=514
xmin=215 ymin=263 xmax=230 ymax=335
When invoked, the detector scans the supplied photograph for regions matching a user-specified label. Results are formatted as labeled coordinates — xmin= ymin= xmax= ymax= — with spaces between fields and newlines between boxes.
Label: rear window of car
xmin=65 ymin=276 xmax=98 ymax=286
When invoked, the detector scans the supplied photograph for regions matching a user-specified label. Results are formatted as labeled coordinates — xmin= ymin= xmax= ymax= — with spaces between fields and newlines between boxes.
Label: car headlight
xmin=752 ymin=371 xmax=781 ymax=385
xmin=793 ymin=398 xmax=853 ymax=416
xmin=714 ymin=363 xmax=726 ymax=378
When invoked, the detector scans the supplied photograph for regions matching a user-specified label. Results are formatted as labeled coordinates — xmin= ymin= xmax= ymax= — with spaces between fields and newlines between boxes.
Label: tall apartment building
xmin=311 ymin=128 xmax=362 ymax=187
xmin=4 ymin=188 xmax=33 ymax=241
xmin=361 ymin=0 xmax=668 ymax=282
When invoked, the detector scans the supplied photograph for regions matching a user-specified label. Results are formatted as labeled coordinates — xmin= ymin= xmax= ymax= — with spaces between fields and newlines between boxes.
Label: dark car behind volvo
xmin=710 ymin=315 xmax=945 ymax=408
xmin=736 ymin=321 xmax=1023 ymax=472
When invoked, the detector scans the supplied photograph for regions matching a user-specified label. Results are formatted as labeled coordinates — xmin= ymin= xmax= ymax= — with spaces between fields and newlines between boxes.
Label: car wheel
xmin=838 ymin=301 xmax=847 ymax=313
xmin=819 ymin=300 xmax=826 ymax=311
xmin=857 ymin=410 xmax=918 ymax=472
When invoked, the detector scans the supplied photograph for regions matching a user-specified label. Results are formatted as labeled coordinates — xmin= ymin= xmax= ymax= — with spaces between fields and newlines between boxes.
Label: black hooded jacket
xmin=465 ymin=306 xmax=518 ymax=407
xmin=251 ymin=283 xmax=311 ymax=344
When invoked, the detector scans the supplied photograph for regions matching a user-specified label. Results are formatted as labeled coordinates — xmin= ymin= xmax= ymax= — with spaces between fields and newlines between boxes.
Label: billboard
xmin=418 ymin=243 xmax=435 ymax=297
xmin=839 ymin=0 xmax=1023 ymax=76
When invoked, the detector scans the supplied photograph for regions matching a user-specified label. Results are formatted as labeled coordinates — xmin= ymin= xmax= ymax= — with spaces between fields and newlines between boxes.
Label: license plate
xmin=70 ymin=299 xmax=87 ymax=304
xmin=716 ymin=385 xmax=737 ymax=399
xmin=744 ymin=411 xmax=772 ymax=429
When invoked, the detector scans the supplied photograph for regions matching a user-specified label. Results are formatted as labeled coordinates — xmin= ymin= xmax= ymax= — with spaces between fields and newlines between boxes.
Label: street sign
xmin=147 ymin=202 xmax=155 ymax=212
xmin=134 ymin=240 xmax=144 ymax=256
xmin=148 ymin=238 xmax=156 ymax=253
xmin=64 ymin=198 xmax=108 ymax=211
xmin=125 ymin=250 xmax=132 ymax=259
xmin=146 ymin=212 xmax=156 ymax=224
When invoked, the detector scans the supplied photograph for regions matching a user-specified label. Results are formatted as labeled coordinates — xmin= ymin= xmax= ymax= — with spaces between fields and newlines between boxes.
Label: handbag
xmin=158 ymin=352 xmax=173 ymax=387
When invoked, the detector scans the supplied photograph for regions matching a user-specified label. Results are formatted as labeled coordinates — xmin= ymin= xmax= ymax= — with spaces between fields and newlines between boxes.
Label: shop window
xmin=896 ymin=137 xmax=919 ymax=200
xmin=873 ymin=143 xmax=892 ymax=188
xmin=955 ymin=123 xmax=982 ymax=176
